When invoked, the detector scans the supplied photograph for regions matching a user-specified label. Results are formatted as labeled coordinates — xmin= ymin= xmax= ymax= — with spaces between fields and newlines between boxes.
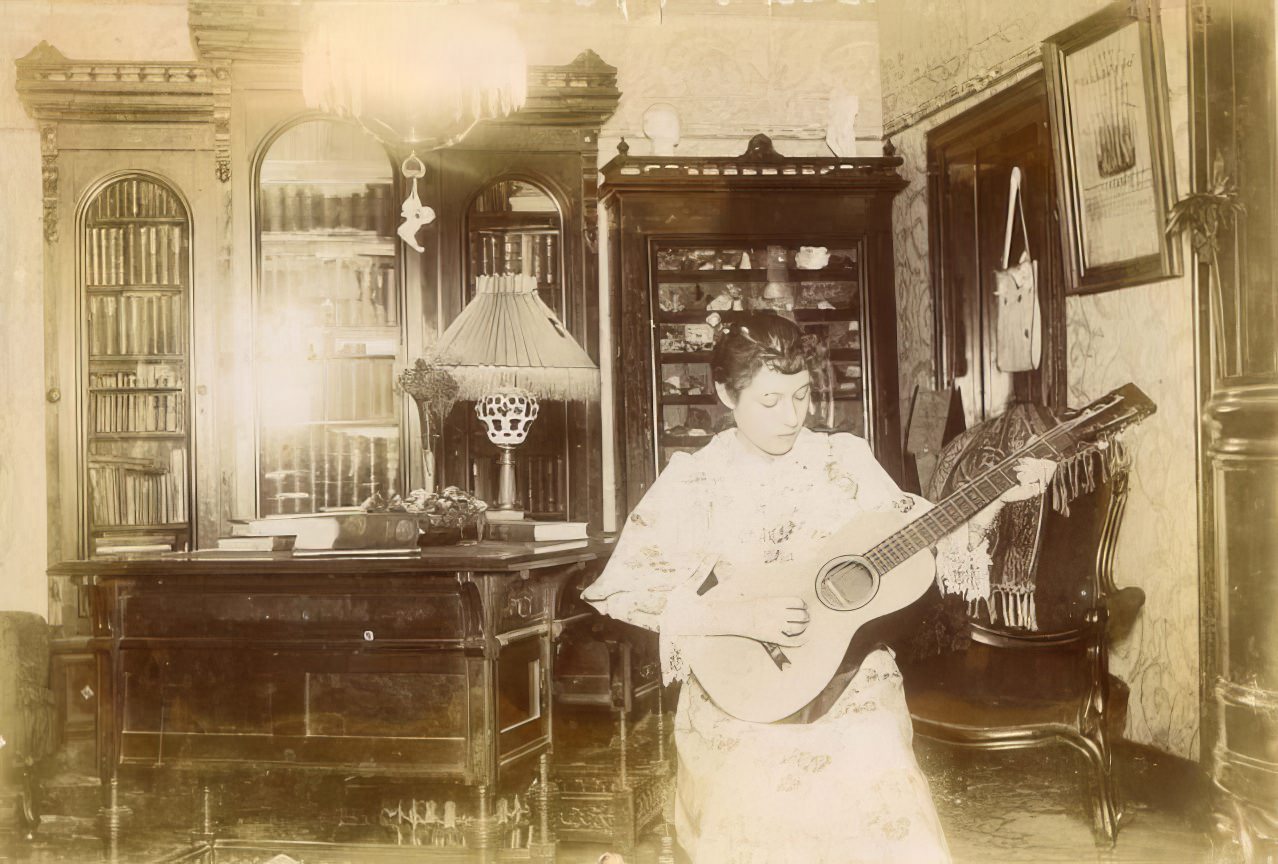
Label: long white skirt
xmin=673 ymin=648 xmax=950 ymax=864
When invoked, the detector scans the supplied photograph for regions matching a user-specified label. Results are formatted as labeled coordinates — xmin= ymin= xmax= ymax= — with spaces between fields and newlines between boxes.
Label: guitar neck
xmin=866 ymin=436 xmax=1063 ymax=574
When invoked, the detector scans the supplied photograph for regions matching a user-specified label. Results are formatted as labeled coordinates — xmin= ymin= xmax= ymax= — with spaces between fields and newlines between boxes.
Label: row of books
xmin=85 ymin=224 xmax=185 ymax=287
xmin=90 ymin=391 xmax=183 ymax=434
xmin=260 ymin=182 xmax=394 ymax=235
xmin=474 ymin=233 xmax=557 ymax=291
xmin=95 ymin=533 xmax=181 ymax=556
xmin=87 ymin=292 xmax=184 ymax=356
xmin=88 ymin=450 xmax=187 ymax=527
xmin=88 ymin=178 xmax=183 ymax=221
xmin=472 ymin=453 xmax=564 ymax=516
xmin=261 ymin=257 xmax=399 ymax=328
xmin=259 ymin=426 xmax=402 ymax=515
xmin=89 ymin=368 xmax=181 ymax=389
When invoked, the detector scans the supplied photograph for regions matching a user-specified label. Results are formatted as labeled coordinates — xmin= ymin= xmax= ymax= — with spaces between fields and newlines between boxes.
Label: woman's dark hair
xmin=710 ymin=313 xmax=812 ymax=399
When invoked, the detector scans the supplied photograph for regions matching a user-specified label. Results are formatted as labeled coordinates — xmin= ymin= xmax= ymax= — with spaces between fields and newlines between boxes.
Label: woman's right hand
xmin=715 ymin=596 xmax=811 ymax=647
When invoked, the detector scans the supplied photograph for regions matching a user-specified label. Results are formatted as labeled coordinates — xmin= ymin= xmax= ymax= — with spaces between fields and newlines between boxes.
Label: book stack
xmin=485 ymin=519 xmax=589 ymax=553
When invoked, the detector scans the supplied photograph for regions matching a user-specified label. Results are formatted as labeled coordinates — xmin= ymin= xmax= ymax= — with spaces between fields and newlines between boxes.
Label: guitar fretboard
xmin=865 ymin=433 xmax=1067 ymax=573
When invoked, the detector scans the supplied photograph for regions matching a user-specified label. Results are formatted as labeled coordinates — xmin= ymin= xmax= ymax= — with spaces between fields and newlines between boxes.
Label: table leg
xmin=528 ymin=753 xmax=557 ymax=863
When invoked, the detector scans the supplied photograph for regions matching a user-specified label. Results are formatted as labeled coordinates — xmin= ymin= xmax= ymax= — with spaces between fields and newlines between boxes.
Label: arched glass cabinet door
xmin=81 ymin=174 xmax=193 ymax=555
xmin=466 ymin=179 xmax=564 ymax=316
xmin=255 ymin=118 xmax=404 ymax=515
xmin=463 ymin=178 xmax=569 ymax=517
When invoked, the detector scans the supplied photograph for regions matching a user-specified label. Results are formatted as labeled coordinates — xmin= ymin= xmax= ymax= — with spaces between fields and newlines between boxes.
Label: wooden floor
xmin=10 ymin=728 xmax=1224 ymax=863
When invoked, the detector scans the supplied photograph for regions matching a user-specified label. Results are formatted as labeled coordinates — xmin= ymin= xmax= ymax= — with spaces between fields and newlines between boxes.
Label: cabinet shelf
xmin=657 ymin=308 xmax=859 ymax=324
xmin=89 ymin=431 xmax=186 ymax=440
xmin=654 ymin=267 xmax=859 ymax=284
xmin=86 ymin=284 xmax=183 ymax=294
xmin=89 ymin=386 xmax=182 ymax=393
xmin=661 ymin=394 xmax=718 ymax=405
xmin=92 ymin=523 xmax=190 ymax=535
xmin=659 ymin=348 xmax=860 ymax=363
xmin=261 ymin=230 xmax=394 ymax=254
xmin=88 ymin=217 xmax=187 ymax=226
xmin=89 ymin=354 xmax=185 ymax=362
xmin=661 ymin=433 xmax=717 ymax=447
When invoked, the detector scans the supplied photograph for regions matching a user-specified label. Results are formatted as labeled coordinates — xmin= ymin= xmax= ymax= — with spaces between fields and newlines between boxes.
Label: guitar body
xmin=682 ymin=508 xmax=937 ymax=724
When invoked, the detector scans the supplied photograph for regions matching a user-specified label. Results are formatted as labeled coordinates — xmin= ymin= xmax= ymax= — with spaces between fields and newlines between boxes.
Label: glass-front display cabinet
xmin=80 ymin=175 xmax=194 ymax=555
xmin=599 ymin=135 xmax=907 ymax=517
xmin=652 ymin=239 xmax=866 ymax=470
xmin=255 ymin=119 xmax=404 ymax=515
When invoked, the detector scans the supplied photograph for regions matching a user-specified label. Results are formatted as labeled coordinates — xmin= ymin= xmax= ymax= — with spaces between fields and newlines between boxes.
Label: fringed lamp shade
xmin=434 ymin=275 xmax=600 ymax=402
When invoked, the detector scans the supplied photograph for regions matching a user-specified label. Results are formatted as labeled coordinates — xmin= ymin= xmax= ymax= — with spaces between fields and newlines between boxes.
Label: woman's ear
xmin=714 ymin=381 xmax=736 ymax=410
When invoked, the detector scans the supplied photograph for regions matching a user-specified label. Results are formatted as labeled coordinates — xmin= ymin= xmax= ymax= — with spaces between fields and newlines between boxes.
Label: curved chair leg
xmin=1069 ymin=728 xmax=1120 ymax=845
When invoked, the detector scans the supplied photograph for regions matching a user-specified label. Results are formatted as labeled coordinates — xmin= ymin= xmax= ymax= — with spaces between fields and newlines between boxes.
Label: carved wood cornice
xmin=599 ymin=133 xmax=907 ymax=195
xmin=498 ymin=50 xmax=622 ymax=129
xmin=15 ymin=42 xmax=219 ymax=126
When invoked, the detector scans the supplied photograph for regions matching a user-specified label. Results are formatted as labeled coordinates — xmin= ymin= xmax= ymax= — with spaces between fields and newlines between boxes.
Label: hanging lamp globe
xmin=300 ymin=2 xmax=528 ymax=151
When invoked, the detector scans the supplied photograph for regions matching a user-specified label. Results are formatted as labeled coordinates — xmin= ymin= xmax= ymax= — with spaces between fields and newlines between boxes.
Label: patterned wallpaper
xmin=519 ymin=12 xmax=884 ymax=159
xmin=881 ymin=0 xmax=1202 ymax=759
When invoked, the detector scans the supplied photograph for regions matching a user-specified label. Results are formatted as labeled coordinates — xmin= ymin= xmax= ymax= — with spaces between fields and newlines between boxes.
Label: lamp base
xmin=485 ymin=509 xmax=525 ymax=523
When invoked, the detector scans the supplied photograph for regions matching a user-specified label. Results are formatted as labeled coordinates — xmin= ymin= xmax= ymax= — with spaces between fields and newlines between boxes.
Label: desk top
xmin=49 ymin=537 xmax=614 ymax=580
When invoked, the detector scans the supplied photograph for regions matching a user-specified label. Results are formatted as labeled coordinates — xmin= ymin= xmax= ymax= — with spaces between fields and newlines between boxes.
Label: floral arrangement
xmin=397 ymin=355 xmax=460 ymax=492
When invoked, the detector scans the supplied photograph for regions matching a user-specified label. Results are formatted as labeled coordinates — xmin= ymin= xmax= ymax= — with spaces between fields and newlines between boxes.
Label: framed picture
xmin=1043 ymin=0 xmax=1180 ymax=294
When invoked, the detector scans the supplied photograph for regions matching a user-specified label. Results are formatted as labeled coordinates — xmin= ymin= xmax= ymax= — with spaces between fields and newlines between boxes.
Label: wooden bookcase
xmin=599 ymin=135 xmax=908 ymax=517
xmin=81 ymin=177 xmax=194 ymax=556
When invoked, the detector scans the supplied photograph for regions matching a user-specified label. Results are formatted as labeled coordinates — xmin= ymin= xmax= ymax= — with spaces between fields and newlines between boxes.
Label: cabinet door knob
xmin=46 ymin=387 xmax=61 ymax=403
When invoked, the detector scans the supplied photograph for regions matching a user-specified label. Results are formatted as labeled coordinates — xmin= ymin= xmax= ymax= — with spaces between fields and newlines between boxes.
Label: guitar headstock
xmin=1060 ymin=383 xmax=1157 ymax=446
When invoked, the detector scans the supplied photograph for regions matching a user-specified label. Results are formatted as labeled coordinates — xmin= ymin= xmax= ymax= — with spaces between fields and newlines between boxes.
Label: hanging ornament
xmin=397 ymin=151 xmax=435 ymax=253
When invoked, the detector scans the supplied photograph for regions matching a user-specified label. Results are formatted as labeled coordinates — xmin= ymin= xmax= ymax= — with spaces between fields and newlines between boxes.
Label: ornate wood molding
xmin=494 ymin=51 xmax=622 ymax=129
xmin=599 ymin=133 xmax=907 ymax=194
xmin=39 ymin=124 xmax=58 ymax=243
xmin=16 ymin=42 xmax=220 ymax=126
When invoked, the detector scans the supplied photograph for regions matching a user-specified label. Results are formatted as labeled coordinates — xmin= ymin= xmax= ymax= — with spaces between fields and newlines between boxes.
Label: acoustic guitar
xmin=682 ymin=384 xmax=1155 ymax=724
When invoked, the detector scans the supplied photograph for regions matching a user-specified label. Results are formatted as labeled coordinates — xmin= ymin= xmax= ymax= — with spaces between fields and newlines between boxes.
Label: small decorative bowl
xmin=417 ymin=512 xmax=486 ymax=547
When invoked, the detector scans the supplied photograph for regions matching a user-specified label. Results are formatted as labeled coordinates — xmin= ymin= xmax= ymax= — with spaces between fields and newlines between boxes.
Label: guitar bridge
xmin=762 ymin=642 xmax=790 ymax=671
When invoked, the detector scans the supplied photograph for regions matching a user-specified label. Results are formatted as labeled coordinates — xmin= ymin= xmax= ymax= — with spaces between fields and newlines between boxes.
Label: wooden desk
xmin=49 ymin=540 xmax=612 ymax=860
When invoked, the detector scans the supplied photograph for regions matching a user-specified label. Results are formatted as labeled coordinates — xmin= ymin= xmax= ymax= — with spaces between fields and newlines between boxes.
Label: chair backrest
xmin=927 ymin=403 xmax=1132 ymax=640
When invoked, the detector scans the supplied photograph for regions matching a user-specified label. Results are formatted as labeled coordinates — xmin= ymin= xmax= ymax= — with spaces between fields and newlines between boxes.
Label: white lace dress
xmin=583 ymin=428 xmax=986 ymax=864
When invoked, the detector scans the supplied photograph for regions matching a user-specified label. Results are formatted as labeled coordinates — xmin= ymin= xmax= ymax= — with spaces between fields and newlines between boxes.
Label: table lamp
xmin=434 ymin=274 xmax=599 ymax=521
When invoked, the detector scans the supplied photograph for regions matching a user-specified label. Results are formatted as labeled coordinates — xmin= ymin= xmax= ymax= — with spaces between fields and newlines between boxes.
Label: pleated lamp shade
xmin=435 ymin=275 xmax=599 ymax=402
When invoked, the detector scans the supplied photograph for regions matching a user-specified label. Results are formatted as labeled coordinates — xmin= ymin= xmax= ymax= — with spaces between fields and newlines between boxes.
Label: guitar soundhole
xmin=816 ymin=557 xmax=877 ymax=611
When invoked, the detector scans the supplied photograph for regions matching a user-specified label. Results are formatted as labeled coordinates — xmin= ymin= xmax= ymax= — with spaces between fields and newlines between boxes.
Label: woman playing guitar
xmin=583 ymin=313 xmax=1055 ymax=863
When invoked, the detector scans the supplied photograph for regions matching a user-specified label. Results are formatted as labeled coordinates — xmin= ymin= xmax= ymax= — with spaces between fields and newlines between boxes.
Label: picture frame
xmin=1043 ymin=0 xmax=1180 ymax=294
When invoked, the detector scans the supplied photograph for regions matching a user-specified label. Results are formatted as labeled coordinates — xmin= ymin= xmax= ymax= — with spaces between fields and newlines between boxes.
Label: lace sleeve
xmin=581 ymin=452 xmax=711 ymax=684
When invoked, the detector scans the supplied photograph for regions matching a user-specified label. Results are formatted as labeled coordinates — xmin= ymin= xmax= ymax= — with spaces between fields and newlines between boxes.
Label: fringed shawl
xmin=927 ymin=402 xmax=1130 ymax=630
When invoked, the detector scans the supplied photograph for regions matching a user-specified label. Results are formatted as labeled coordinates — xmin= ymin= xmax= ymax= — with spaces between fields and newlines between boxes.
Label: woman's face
xmin=716 ymin=364 xmax=811 ymax=457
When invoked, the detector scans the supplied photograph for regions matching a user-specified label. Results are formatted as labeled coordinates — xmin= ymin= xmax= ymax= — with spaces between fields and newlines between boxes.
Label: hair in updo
xmin=709 ymin=313 xmax=812 ymax=400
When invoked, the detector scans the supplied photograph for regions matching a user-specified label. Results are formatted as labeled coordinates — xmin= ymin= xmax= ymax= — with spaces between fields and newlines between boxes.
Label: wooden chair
xmin=899 ymin=454 xmax=1143 ymax=844
xmin=0 ymin=611 xmax=58 ymax=845
xmin=553 ymin=597 xmax=675 ymax=862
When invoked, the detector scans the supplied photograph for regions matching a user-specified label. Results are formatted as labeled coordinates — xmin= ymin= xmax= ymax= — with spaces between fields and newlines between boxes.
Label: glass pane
xmin=650 ymin=241 xmax=866 ymax=472
xmin=256 ymin=119 xmax=403 ymax=515
xmin=467 ymin=180 xmax=563 ymax=318
xmin=82 ymin=176 xmax=192 ymax=555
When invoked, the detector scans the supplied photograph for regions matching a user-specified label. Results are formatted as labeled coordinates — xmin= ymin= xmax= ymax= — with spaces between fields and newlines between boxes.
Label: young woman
xmin=582 ymin=314 xmax=1054 ymax=864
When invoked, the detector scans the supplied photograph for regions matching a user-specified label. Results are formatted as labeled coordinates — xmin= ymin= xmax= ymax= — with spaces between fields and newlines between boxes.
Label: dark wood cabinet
xmin=599 ymin=135 xmax=908 ymax=515
xmin=51 ymin=542 xmax=613 ymax=858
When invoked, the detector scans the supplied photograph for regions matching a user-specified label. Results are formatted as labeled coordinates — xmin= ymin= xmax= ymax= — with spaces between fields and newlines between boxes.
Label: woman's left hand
xmin=999 ymin=457 xmax=1058 ymax=503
